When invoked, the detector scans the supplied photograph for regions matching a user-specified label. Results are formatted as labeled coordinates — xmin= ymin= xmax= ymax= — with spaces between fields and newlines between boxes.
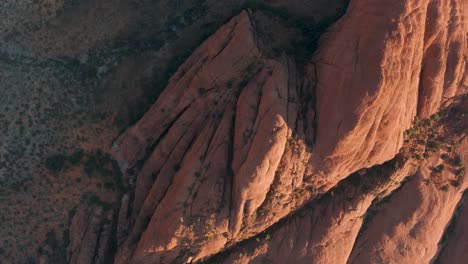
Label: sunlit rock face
xmin=109 ymin=0 xmax=467 ymax=263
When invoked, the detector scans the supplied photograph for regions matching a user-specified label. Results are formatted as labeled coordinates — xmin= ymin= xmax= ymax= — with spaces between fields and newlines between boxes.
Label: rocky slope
xmin=112 ymin=11 xmax=315 ymax=263
xmin=311 ymin=0 xmax=466 ymax=188
xmin=0 ymin=0 xmax=347 ymax=262
xmin=208 ymin=118 xmax=467 ymax=264
xmin=62 ymin=0 xmax=466 ymax=263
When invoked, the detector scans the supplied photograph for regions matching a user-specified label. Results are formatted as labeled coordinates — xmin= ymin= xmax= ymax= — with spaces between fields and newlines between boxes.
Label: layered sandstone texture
xmin=110 ymin=0 xmax=467 ymax=263
xmin=213 ymin=130 xmax=468 ymax=264
xmin=67 ymin=205 xmax=115 ymax=264
xmin=312 ymin=0 xmax=467 ymax=186
xmin=113 ymin=11 xmax=316 ymax=263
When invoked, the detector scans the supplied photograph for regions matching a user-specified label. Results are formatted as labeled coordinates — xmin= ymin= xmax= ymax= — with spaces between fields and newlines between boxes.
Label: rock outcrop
xmin=206 ymin=130 xmax=467 ymax=264
xmin=113 ymin=11 xmax=317 ymax=263
xmin=68 ymin=205 xmax=114 ymax=264
xmin=212 ymin=156 xmax=417 ymax=264
xmin=108 ymin=0 xmax=467 ymax=263
xmin=437 ymin=192 xmax=468 ymax=264
xmin=349 ymin=139 xmax=468 ymax=264
xmin=310 ymin=0 xmax=467 ymax=189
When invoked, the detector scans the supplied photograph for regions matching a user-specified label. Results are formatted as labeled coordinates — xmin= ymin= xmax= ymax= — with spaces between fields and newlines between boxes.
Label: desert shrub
xmin=434 ymin=164 xmax=446 ymax=173
xmin=89 ymin=194 xmax=100 ymax=204
xmin=45 ymin=229 xmax=59 ymax=250
xmin=45 ymin=155 xmax=66 ymax=171
xmin=68 ymin=149 xmax=84 ymax=165
xmin=198 ymin=87 xmax=207 ymax=95
xmin=450 ymin=180 xmax=461 ymax=187
xmin=423 ymin=178 xmax=432 ymax=185
xmin=226 ymin=80 xmax=233 ymax=89
xmin=26 ymin=256 xmax=36 ymax=264
xmin=84 ymin=156 xmax=97 ymax=175
xmin=104 ymin=182 xmax=114 ymax=190
xmin=454 ymin=155 xmax=464 ymax=167
xmin=68 ymin=207 xmax=77 ymax=219
xmin=83 ymin=150 xmax=114 ymax=177
xmin=62 ymin=228 xmax=70 ymax=249
xmin=427 ymin=141 xmax=440 ymax=150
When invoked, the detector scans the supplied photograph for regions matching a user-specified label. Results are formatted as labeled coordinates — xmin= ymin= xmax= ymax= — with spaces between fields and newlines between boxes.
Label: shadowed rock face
xmin=105 ymin=0 xmax=468 ymax=263
xmin=67 ymin=205 xmax=114 ymax=264
xmin=437 ymin=191 xmax=468 ymax=264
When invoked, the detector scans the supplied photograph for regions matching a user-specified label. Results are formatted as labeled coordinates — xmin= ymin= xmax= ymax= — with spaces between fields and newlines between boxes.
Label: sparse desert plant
xmin=68 ymin=149 xmax=84 ymax=165
xmin=226 ymin=80 xmax=233 ymax=89
xmin=104 ymin=182 xmax=114 ymax=190
xmin=450 ymin=179 xmax=461 ymax=187
xmin=427 ymin=141 xmax=440 ymax=150
xmin=45 ymin=154 xmax=66 ymax=171
xmin=433 ymin=164 xmax=446 ymax=173
xmin=423 ymin=178 xmax=432 ymax=185
xmin=26 ymin=256 xmax=35 ymax=264
xmin=198 ymin=87 xmax=207 ymax=95
xmin=454 ymin=155 xmax=464 ymax=167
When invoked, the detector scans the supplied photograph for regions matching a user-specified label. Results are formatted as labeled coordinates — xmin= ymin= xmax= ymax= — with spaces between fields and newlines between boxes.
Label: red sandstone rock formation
xmin=209 ymin=134 xmax=467 ymax=264
xmin=437 ymin=192 xmax=468 ymax=264
xmin=106 ymin=1 xmax=467 ymax=263
xmin=349 ymin=140 xmax=468 ymax=264
xmin=311 ymin=0 xmax=467 ymax=189
xmin=113 ymin=11 xmax=316 ymax=263
xmin=68 ymin=205 xmax=114 ymax=264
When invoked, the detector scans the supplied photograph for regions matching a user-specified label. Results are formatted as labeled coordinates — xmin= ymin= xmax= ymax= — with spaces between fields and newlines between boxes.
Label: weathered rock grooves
xmin=102 ymin=0 xmax=468 ymax=263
